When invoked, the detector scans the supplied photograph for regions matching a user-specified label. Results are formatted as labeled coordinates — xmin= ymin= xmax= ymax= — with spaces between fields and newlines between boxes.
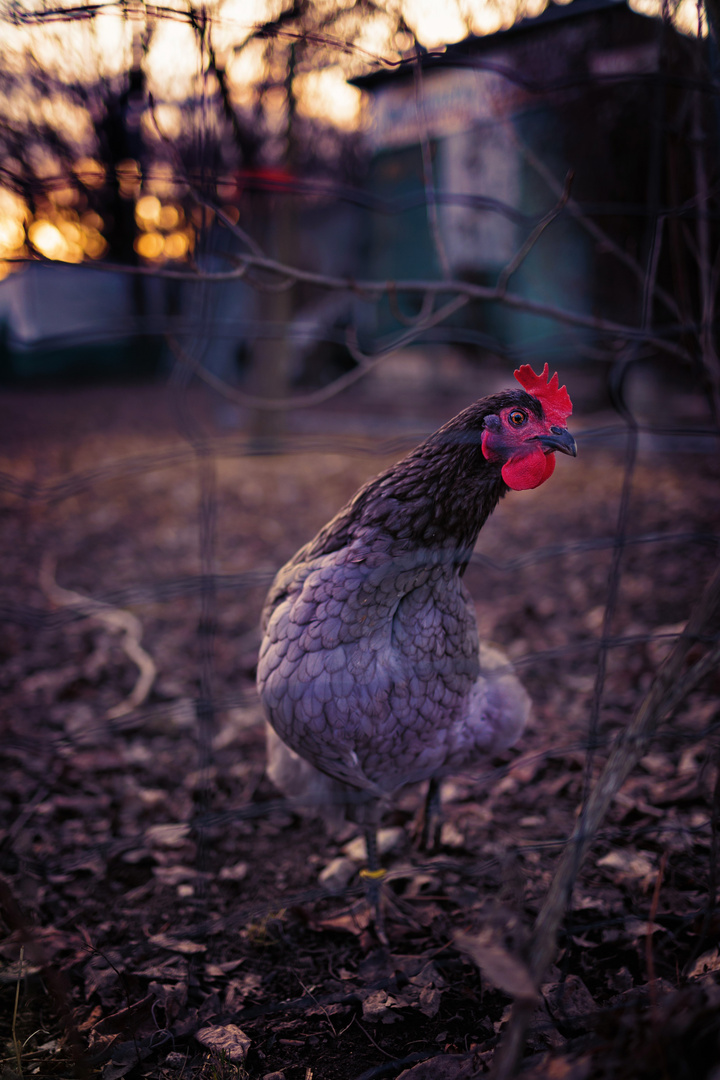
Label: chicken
xmin=257 ymin=364 xmax=575 ymax=921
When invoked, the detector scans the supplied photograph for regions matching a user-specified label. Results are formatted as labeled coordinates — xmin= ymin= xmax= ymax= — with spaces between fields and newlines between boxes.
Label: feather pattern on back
xmin=257 ymin=389 xmax=558 ymax=811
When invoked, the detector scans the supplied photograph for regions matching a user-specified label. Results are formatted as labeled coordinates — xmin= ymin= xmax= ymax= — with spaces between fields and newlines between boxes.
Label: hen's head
xmin=481 ymin=364 xmax=576 ymax=491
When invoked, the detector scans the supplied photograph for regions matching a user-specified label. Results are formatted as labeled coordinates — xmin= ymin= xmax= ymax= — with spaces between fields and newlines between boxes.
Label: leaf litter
xmin=0 ymin=384 xmax=719 ymax=1079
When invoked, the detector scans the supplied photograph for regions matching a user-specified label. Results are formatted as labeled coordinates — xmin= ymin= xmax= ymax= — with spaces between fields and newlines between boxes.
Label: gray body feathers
xmin=258 ymin=392 xmax=539 ymax=817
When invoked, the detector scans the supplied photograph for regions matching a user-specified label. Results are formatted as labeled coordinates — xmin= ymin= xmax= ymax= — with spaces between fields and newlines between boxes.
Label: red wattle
xmin=501 ymin=449 xmax=556 ymax=490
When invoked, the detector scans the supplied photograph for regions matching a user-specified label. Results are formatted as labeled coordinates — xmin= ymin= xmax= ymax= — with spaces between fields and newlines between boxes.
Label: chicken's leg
xmin=360 ymin=824 xmax=388 ymax=944
xmin=416 ymin=775 xmax=442 ymax=853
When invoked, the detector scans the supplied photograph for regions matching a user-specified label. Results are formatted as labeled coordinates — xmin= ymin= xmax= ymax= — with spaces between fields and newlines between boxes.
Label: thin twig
xmin=646 ymin=850 xmax=668 ymax=1001
xmin=684 ymin=743 xmax=720 ymax=973
xmin=354 ymin=1019 xmax=397 ymax=1060
xmin=414 ymin=46 xmax=452 ymax=280
xmin=583 ymin=208 xmax=666 ymax=797
xmin=9 ymin=247 xmax=695 ymax=362
xmin=292 ymin=971 xmax=338 ymax=1037
xmin=387 ymin=285 xmax=435 ymax=327
xmin=496 ymin=170 xmax=573 ymax=296
xmin=507 ymin=125 xmax=683 ymax=323
xmin=493 ymin=563 xmax=720 ymax=1079
xmin=12 ymin=945 xmax=24 ymax=1077
xmin=39 ymin=553 xmax=157 ymax=719
xmin=166 ymin=292 xmax=468 ymax=411
xmin=691 ymin=70 xmax=720 ymax=416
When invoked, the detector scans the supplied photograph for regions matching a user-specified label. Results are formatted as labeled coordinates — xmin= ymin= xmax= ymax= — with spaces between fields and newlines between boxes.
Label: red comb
xmin=514 ymin=363 xmax=572 ymax=426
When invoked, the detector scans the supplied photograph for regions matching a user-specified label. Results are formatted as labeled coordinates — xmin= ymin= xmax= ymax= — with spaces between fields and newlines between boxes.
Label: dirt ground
xmin=1 ymin=379 xmax=719 ymax=1080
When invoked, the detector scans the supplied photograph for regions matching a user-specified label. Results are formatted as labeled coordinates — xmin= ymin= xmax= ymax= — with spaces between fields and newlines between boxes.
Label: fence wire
xmin=1 ymin=4 xmax=720 ymax=1079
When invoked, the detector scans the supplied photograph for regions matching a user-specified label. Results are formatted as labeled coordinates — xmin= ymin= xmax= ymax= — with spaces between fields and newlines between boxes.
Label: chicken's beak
xmin=534 ymin=426 xmax=577 ymax=457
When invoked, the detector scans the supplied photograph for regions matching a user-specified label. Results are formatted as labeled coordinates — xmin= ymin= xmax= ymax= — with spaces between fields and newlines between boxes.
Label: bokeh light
xmin=0 ymin=189 xmax=28 ymax=279
xmin=295 ymin=67 xmax=364 ymax=129
xmin=163 ymin=231 xmax=190 ymax=259
xmin=0 ymin=0 xmax=705 ymax=281
xmin=0 ymin=218 xmax=24 ymax=254
xmin=403 ymin=0 xmax=469 ymax=47
xmin=134 ymin=231 xmax=164 ymax=260
xmin=135 ymin=195 xmax=163 ymax=230
xmin=132 ymin=192 xmax=193 ymax=262
xmin=29 ymin=220 xmax=69 ymax=261
xmin=158 ymin=204 xmax=181 ymax=230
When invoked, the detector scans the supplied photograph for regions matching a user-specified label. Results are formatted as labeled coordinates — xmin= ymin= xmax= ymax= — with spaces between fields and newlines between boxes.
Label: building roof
xmin=352 ymin=0 xmax=645 ymax=89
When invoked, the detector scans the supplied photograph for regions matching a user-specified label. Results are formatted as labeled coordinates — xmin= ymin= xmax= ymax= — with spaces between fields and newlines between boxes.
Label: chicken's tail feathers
xmin=265 ymin=723 xmax=380 ymax=832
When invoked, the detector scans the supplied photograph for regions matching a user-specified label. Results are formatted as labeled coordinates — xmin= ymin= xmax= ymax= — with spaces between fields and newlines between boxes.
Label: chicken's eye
xmin=508 ymin=410 xmax=526 ymax=427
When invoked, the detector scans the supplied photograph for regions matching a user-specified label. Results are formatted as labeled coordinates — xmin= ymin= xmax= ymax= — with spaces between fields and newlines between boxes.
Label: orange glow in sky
xmin=0 ymin=0 xmax=706 ymax=273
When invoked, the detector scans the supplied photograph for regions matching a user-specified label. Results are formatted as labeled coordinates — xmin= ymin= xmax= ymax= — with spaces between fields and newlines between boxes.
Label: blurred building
xmin=0 ymin=0 xmax=707 ymax=391
xmin=353 ymin=0 xmax=702 ymax=367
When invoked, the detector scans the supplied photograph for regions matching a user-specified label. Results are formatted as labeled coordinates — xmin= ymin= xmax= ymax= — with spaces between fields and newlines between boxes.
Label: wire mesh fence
xmin=1 ymin=2 xmax=720 ymax=1078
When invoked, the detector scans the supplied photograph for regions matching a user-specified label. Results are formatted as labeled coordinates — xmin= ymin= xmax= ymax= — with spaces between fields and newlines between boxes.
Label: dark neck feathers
xmin=302 ymin=390 xmax=539 ymax=564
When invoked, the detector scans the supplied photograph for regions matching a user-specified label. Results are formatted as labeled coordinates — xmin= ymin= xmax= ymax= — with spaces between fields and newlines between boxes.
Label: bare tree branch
xmin=12 ymin=240 xmax=693 ymax=362
xmin=166 ymin=292 xmax=468 ymax=410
